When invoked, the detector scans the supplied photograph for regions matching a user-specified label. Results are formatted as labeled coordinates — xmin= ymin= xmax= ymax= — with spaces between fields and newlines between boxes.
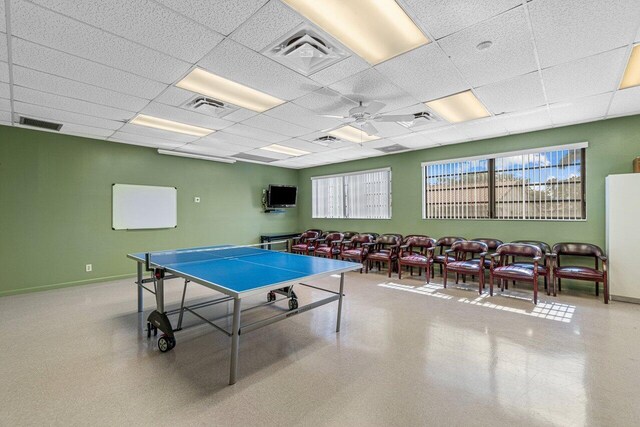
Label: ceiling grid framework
xmin=0 ymin=0 xmax=638 ymax=168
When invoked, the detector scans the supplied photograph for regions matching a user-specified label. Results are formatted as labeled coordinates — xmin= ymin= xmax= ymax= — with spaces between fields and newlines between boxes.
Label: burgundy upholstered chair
xmin=398 ymin=236 xmax=437 ymax=282
xmin=444 ymin=241 xmax=489 ymax=294
xmin=290 ymin=230 xmax=320 ymax=255
xmin=432 ymin=236 xmax=465 ymax=277
xmin=361 ymin=232 xmax=380 ymax=241
xmin=313 ymin=232 xmax=344 ymax=259
xmin=510 ymin=240 xmax=552 ymax=294
xmin=340 ymin=234 xmax=375 ymax=273
xmin=551 ymin=243 xmax=608 ymax=304
xmin=342 ymin=231 xmax=359 ymax=240
xmin=366 ymin=234 xmax=403 ymax=277
xmin=469 ymin=238 xmax=503 ymax=268
xmin=490 ymin=243 xmax=543 ymax=304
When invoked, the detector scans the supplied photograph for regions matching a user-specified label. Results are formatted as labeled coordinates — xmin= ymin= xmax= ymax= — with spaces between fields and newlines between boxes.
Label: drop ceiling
xmin=0 ymin=0 xmax=639 ymax=169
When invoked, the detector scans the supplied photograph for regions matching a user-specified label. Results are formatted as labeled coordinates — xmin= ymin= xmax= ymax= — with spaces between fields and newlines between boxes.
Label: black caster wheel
xmin=288 ymin=299 xmax=298 ymax=310
xmin=267 ymin=291 xmax=276 ymax=302
xmin=158 ymin=335 xmax=176 ymax=353
xmin=147 ymin=322 xmax=151 ymax=338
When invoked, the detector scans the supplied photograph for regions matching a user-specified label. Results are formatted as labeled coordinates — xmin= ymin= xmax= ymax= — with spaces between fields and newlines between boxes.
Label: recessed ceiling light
xmin=260 ymin=144 xmax=310 ymax=156
xmin=130 ymin=114 xmax=214 ymax=137
xmin=425 ymin=91 xmax=491 ymax=123
xmin=476 ymin=41 xmax=493 ymax=51
xmin=328 ymin=125 xmax=381 ymax=143
xmin=176 ymin=68 xmax=285 ymax=113
xmin=620 ymin=44 xmax=640 ymax=89
xmin=281 ymin=0 xmax=429 ymax=65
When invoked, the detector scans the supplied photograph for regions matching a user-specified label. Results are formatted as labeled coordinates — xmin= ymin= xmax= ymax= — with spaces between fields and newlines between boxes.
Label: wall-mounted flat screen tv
xmin=268 ymin=185 xmax=297 ymax=208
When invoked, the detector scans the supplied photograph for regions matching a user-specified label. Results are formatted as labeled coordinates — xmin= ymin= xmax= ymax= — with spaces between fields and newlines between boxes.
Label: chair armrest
xmin=533 ymin=256 xmax=541 ymax=262
xmin=362 ymin=242 xmax=376 ymax=247
xmin=315 ymin=238 xmax=327 ymax=243
xmin=307 ymin=237 xmax=318 ymax=242
xmin=445 ymin=249 xmax=455 ymax=254
xmin=490 ymin=253 xmax=501 ymax=258
xmin=400 ymin=245 xmax=409 ymax=249
xmin=291 ymin=236 xmax=302 ymax=243
xmin=598 ymin=255 xmax=608 ymax=262
xmin=479 ymin=252 xmax=488 ymax=258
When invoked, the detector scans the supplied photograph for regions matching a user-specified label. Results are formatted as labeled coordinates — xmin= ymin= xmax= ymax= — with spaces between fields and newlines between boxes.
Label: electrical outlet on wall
xmin=194 ymin=196 xmax=200 ymax=203
xmin=86 ymin=264 xmax=92 ymax=272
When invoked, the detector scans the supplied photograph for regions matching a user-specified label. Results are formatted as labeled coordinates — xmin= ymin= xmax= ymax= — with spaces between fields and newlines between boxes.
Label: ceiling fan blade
xmin=366 ymin=101 xmax=386 ymax=115
xmin=319 ymin=114 xmax=350 ymax=119
xmin=374 ymin=114 xmax=416 ymax=122
xmin=360 ymin=122 xmax=379 ymax=136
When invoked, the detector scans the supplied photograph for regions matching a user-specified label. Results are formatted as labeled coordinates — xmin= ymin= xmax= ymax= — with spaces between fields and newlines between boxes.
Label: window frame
xmin=311 ymin=167 xmax=392 ymax=220
xmin=421 ymin=142 xmax=588 ymax=221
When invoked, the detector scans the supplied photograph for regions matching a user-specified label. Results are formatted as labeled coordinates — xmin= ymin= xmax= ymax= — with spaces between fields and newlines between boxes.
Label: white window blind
xmin=422 ymin=143 xmax=587 ymax=221
xmin=312 ymin=168 xmax=391 ymax=219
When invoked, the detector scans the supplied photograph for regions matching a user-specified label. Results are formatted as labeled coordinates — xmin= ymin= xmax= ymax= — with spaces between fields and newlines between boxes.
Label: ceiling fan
xmin=321 ymin=101 xmax=416 ymax=136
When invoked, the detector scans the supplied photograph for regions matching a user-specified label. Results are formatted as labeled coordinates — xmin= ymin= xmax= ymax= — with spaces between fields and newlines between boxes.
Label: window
xmin=423 ymin=143 xmax=587 ymax=220
xmin=312 ymin=168 xmax=391 ymax=219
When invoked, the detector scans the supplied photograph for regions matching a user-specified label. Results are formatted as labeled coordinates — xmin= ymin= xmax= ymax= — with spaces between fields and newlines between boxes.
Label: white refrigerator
xmin=606 ymin=173 xmax=640 ymax=303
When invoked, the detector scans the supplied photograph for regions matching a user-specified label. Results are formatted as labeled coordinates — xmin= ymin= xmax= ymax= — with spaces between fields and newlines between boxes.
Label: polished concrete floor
xmin=1 ymin=269 xmax=639 ymax=426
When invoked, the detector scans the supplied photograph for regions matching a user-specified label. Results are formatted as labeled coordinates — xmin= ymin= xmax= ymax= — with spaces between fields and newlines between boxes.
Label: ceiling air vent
xmin=263 ymin=24 xmax=348 ymax=75
xmin=312 ymin=135 xmax=341 ymax=146
xmin=232 ymin=153 xmax=278 ymax=163
xmin=183 ymin=96 xmax=237 ymax=118
xmin=19 ymin=116 xmax=62 ymax=131
xmin=376 ymin=144 xmax=409 ymax=153
xmin=399 ymin=111 xmax=442 ymax=130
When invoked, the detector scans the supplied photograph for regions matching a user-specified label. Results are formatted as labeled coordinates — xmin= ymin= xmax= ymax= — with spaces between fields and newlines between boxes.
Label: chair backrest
xmin=361 ymin=232 xmax=380 ymax=240
xmin=496 ymin=243 xmax=542 ymax=259
xmin=300 ymin=231 xmax=319 ymax=241
xmin=552 ymin=242 xmax=604 ymax=258
xmin=452 ymin=240 xmax=488 ymax=254
xmin=405 ymin=236 xmax=436 ymax=249
xmin=375 ymin=234 xmax=402 ymax=247
xmin=324 ymin=232 xmax=344 ymax=244
xmin=471 ymin=238 xmax=503 ymax=251
xmin=342 ymin=231 xmax=358 ymax=240
xmin=512 ymin=240 xmax=551 ymax=254
xmin=349 ymin=234 xmax=374 ymax=246
xmin=403 ymin=234 xmax=428 ymax=243
xmin=436 ymin=236 xmax=465 ymax=252
xmin=306 ymin=229 xmax=322 ymax=235
xmin=320 ymin=230 xmax=339 ymax=239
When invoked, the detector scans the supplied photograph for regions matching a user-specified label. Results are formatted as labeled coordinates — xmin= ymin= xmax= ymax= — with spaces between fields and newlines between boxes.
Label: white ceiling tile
xmin=222 ymin=123 xmax=289 ymax=143
xmin=457 ymin=117 xmax=509 ymax=140
xmin=420 ymin=125 xmax=471 ymax=144
xmin=241 ymin=113 xmax=311 ymax=137
xmin=12 ymin=38 xmax=166 ymax=99
xmin=117 ymin=122 xmax=199 ymax=143
xmin=0 ymin=111 xmax=11 ymax=122
xmin=331 ymin=146 xmax=381 ymax=160
xmin=221 ymin=108 xmax=259 ymax=123
xmin=270 ymin=158 xmax=305 ymax=168
xmin=28 ymin=0 xmax=224 ymax=63
xmin=608 ymin=86 xmax=640 ymax=117
xmin=13 ymin=86 xmax=136 ymax=122
xmin=0 ymin=1 xmax=5 ymax=32
xmin=292 ymin=87 xmax=357 ymax=115
xmin=186 ymin=139 xmax=247 ymax=155
xmin=248 ymin=148 xmax=291 ymax=160
xmin=0 ymin=32 xmax=6 ymax=61
xmin=0 ymin=61 xmax=9 ymax=82
xmin=495 ymin=107 xmax=553 ymax=134
xmin=230 ymin=0 xmax=303 ymax=51
xmin=0 ymin=97 xmax=10 ymax=112
xmin=197 ymin=38 xmax=320 ymax=101
xmin=154 ymin=86 xmax=195 ymax=107
xmin=309 ymin=56 xmax=371 ymax=86
xmin=529 ymin=0 xmax=640 ymax=68
xmin=109 ymin=132 xmax=185 ymax=149
xmin=140 ymin=102 xmax=234 ymax=130
xmin=543 ymin=48 xmax=628 ymax=103
xmin=439 ymin=7 xmax=537 ymax=87
xmin=376 ymin=43 xmax=468 ymax=102
xmin=275 ymin=138 xmax=331 ymax=153
xmin=548 ymin=93 xmax=612 ymax=126
xmin=197 ymin=131 xmax=271 ymax=149
xmin=388 ymin=132 xmax=438 ymax=149
xmin=12 ymin=65 xmax=149 ymax=111
xmin=264 ymin=102 xmax=343 ymax=131
xmin=475 ymin=71 xmax=546 ymax=114
xmin=403 ymin=0 xmax=523 ymax=39
xmin=13 ymin=101 xmax=124 ymax=130
xmin=156 ymin=0 xmax=267 ymax=36
xmin=0 ymin=81 xmax=8 ymax=99
xmin=12 ymin=0 xmax=191 ymax=83
xmin=55 ymin=123 xmax=115 ymax=138
xmin=329 ymin=68 xmax=420 ymax=112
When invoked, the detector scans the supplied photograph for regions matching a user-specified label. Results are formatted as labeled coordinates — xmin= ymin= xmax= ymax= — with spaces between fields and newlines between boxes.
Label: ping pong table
xmin=128 ymin=244 xmax=361 ymax=384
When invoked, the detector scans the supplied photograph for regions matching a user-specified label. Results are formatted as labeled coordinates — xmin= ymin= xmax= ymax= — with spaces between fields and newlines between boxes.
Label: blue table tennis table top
xmin=129 ymin=245 xmax=361 ymax=295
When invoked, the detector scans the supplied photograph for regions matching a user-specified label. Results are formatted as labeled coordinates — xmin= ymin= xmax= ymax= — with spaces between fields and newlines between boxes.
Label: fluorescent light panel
xmin=328 ymin=125 xmax=380 ymax=143
xmin=130 ymin=114 xmax=214 ymax=137
xmin=176 ymin=68 xmax=285 ymax=113
xmin=260 ymin=144 xmax=310 ymax=156
xmin=157 ymin=149 xmax=236 ymax=164
xmin=281 ymin=0 xmax=428 ymax=65
xmin=620 ymin=44 xmax=640 ymax=89
xmin=425 ymin=91 xmax=491 ymax=123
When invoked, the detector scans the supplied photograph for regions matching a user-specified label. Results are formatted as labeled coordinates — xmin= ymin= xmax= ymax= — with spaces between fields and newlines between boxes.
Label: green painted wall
xmin=298 ymin=115 xmax=640 ymax=248
xmin=0 ymin=125 xmax=298 ymax=296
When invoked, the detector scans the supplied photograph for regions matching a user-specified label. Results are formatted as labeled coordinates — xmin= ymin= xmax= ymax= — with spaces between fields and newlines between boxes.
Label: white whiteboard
xmin=112 ymin=184 xmax=177 ymax=230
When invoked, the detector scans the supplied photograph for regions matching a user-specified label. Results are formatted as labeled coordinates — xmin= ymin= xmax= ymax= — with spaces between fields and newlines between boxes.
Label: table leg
xmin=229 ymin=297 xmax=242 ymax=385
xmin=156 ymin=275 xmax=165 ymax=313
xmin=336 ymin=273 xmax=345 ymax=333
xmin=137 ymin=262 xmax=143 ymax=313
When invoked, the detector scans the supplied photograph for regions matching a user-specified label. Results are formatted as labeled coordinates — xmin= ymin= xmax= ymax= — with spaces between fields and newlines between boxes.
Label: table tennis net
xmin=146 ymin=241 xmax=288 ymax=266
